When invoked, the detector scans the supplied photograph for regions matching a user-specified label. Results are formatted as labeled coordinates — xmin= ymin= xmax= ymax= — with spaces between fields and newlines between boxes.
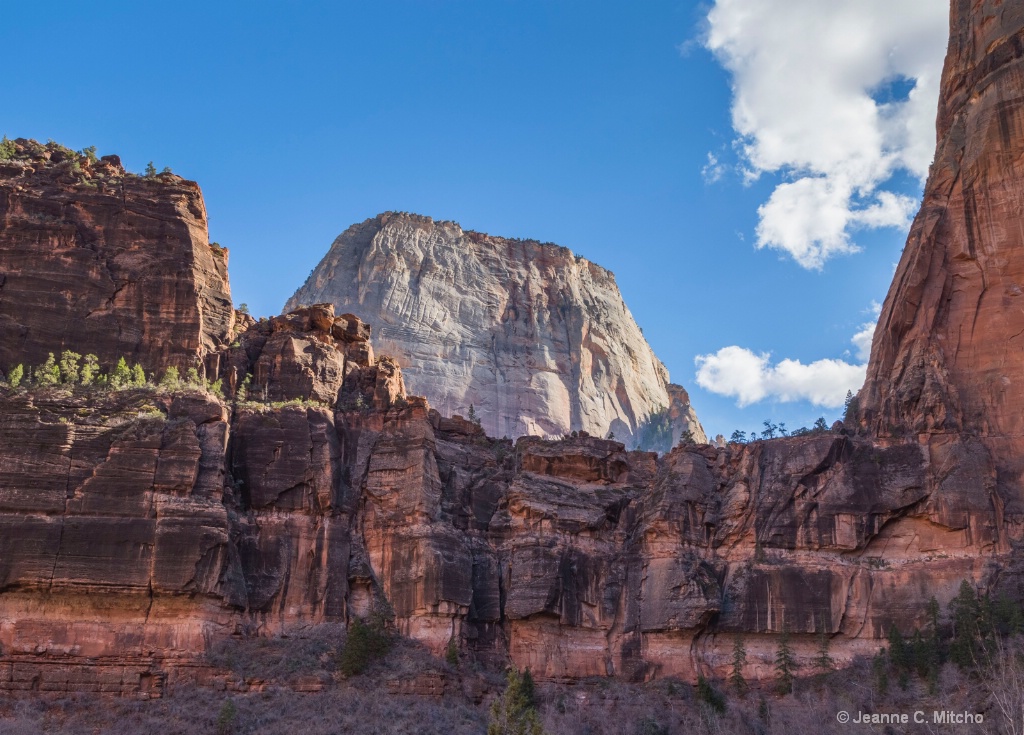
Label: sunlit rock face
xmin=859 ymin=1 xmax=1024 ymax=449
xmin=285 ymin=212 xmax=705 ymax=448
xmin=0 ymin=139 xmax=234 ymax=377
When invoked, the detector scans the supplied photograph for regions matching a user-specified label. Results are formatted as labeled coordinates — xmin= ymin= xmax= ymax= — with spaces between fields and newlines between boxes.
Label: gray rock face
xmin=285 ymin=213 xmax=705 ymax=448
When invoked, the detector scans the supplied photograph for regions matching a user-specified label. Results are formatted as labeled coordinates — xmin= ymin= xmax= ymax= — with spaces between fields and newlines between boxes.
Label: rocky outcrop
xmin=285 ymin=213 xmax=705 ymax=448
xmin=0 ymin=139 xmax=234 ymax=377
xmin=859 ymin=0 xmax=1024 ymax=452
xmin=218 ymin=303 xmax=381 ymax=406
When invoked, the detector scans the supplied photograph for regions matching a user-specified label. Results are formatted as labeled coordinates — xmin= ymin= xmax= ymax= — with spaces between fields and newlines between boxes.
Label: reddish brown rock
xmin=0 ymin=377 xmax=1012 ymax=691
xmin=0 ymin=139 xmax=234 ymax=376
xmin=219 ymin=304 xmax=384 ymax=406
xmin=517 ymin=434 xmax=631 ymax=484
xmin=4 ymin=0 xmax=1024 ymax=696
xmin=859 ymin=0 xmax=1024 ymax=450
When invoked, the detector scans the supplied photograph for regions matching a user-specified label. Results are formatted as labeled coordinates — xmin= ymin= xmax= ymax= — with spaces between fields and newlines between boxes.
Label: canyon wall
xmin=285 ymin=212 xmax=704 ymax=449
xmin=860 ymin=0 xmax=1024 ymax=450
xmin=1 ymin=0 xmax=1024 ymax=698
xmin=0 ymin=371 xmax=1008 ymax=694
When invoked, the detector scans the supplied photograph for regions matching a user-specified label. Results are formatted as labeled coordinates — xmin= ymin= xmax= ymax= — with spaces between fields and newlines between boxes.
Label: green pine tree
xmin=7 ymin=363 xmax=23 ymax=389
xmin=909 ymin=628 xmax=939 ymax=692
xmin=236 ymin=373 xmax=252 ymax=402
xmin=488 ymin=668 xmax=545 ymax=735
xmin=37 ymin=353 xmax=60 ymax=386
xmin=730 ymin=634 xmax=748 ymax=696
xmin=873 ymin=650 xmax=889 ymax=694
xmin=949 ymin=581 xmax=981 ymax=668
xmin=696 ymin=674 xmax=726 ymax=715
xmin=185 ymin=367 xmax=201 ymax=386
xmin=215 ymin=698 xmax=237 ymax=735
xmin=130 ymin=363 xmax=146 ymax=387
xmin=80 ymin=354 xmax=99 ymax=386
xmin=159 ymin=366 xmax=180 ymax=390
xmin=814 ymin=619 xmax=835 ymax=677
xmin=0 ymin=136 xmax=15 ymax=160
xmin=338 ymin=616 xmax=392 ymax=677
xmin=58 ymin=350 xmax=81 ymax=384
xmin=110 ymin=357 xmax=131 ymax=389
xmin=774 ymin=629 xmax=796 ymax=695
xmin=887 ymin=626 xmax=911 ymax=689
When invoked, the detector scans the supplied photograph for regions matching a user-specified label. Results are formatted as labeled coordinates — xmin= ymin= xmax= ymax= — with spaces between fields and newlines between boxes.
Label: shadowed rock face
xmin=284 ymin=212 xmax=705 ymax=448
xmin=0 ymin=386 xmax=1007 ymax=692
xmin=0 ymin=140 xmax=234 ymax=376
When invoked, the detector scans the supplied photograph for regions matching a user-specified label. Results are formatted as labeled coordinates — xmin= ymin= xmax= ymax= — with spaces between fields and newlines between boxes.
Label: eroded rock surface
xmin=285 ymin=212 xmax=705 ymax=448
xmin=0 ymin=140 xmax=234 ymax=376
xmin=2 ymin=0 xmax=1024 ymax=697
xmin=0 ymin=385 xmax=1009 ymax=693
xmin=859 ymin=0 xmax=1024 ymax=451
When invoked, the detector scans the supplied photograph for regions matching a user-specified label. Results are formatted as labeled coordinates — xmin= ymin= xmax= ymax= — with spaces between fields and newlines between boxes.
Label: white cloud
xmin=704 ymin=0 xmax=947 ymax=267
xmin=695 ymin=347 xmax=865 ymax=408
xmin=695 ymin=308 xmax=880 ymax=407
xmin=702 ymin=151 xmax=726 ymax=183
xmin=850 ymin=324 xmax=875 ymax=363
xmin=850 ymin=301 xmax=882 ymax=361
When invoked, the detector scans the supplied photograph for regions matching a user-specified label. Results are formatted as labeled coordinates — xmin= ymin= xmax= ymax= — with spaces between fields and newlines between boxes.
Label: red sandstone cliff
xmin=1 ymin=0 xmax=1024 ymax=699
xmin=860 ymin=0 xmax=1024 ymax=449
xmin=0 ymin=139 xmax=234 ymax=376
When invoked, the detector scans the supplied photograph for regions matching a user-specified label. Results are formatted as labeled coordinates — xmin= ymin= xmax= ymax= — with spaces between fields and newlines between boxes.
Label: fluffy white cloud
xmin=850 ymin=301 xmax=882 ymax=362
xmin=704 ymin=0 xmax=947 ymax=268
xmin=695 ymin=347 xmax=865 ymax=408
xmin=695 ymin=310 xmax=880 ymax=407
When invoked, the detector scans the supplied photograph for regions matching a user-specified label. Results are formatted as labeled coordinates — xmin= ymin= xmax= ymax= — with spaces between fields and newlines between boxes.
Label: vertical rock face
xmin=0 ymin=139 xmax=234 ymax=375
xmin=0 ymin=383 xmax=1004 ymax=691
xmin=859 ymin=0 xmax=1024 ymax=454
xmin=285 ymin=213 xmax=705 ymax=448
xmin=5 ymin=0 xmax=1024 ymax=696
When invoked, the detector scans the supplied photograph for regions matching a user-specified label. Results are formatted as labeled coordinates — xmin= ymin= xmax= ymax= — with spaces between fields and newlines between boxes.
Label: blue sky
xmin=1 ymin=1 xmax=948 ymax=439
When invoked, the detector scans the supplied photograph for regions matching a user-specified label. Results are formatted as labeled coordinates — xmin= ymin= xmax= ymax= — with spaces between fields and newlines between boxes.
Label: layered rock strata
xmin=0 ymin=379 xmax=1007 ymax=694
xmin=285 ymin=212 xmax=705 ymax=449
xmin=860 ymin=0 xmax=1024 ymax=450
xmin=0 ymin=139 xmax=234 ymax=376
xmin=2 ymin=0 xmax=1024 ymax=698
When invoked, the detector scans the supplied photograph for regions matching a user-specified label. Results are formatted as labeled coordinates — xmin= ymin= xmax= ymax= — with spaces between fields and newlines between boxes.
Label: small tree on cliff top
xmin=37 ymin=353 xmax=60 ymax=386
xmin=110 ymin=357 xmax=131 ymax=389
xmin=80 ymin=354 xmax=99 ymax=386
xmin=58 ymin=350 xmax=81 ymax=384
